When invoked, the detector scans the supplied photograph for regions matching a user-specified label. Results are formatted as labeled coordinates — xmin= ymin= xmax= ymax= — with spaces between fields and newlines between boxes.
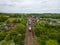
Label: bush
xmin=0 ymin=16 xmax=8 ymax=22
xmin=46 ymin=39 xmax=59 ymax=45
xmin=0 ymin=32 xmax=7 ymax=41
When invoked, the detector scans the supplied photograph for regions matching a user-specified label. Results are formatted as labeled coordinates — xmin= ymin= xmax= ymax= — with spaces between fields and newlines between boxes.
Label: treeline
xmin=0 ymin=13 xmax=27 ymax=18
xmin=0 ymin=13 xmax=27 ymax=45
xmin=0 ymin=16 xmax=8 ymax=22
xmin=0 ymin=19 xmax=27 ymax=45
xmin=0 ymin=23 xmax=26 ymax=45
xmin=34 ymin=22 xmax=60 ymax=45
xmin=0 ymin=13 xmax=60 ymax=19
xmin=27 ymin=13 xmax=60 ymax=19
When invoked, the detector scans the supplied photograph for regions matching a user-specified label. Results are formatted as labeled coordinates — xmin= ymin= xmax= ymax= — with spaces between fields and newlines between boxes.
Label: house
xmin=49 ymin=21 xmax=57 ymax=25
xmin=32 ymin=16 xmax=37 ymax=23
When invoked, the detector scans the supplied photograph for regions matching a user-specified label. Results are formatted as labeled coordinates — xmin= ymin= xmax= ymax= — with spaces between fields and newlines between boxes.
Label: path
xmin=24 ymin=17 xmax=39 ymax=45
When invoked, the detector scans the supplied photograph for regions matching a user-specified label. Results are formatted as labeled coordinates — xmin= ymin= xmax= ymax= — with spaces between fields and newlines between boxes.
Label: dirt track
xmin=24 ymin=18 xmax=39 ymax=45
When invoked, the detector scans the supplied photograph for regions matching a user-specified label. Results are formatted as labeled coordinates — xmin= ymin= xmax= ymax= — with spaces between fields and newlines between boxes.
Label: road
xmin=24 ymin=17 xmax=39 ymax=45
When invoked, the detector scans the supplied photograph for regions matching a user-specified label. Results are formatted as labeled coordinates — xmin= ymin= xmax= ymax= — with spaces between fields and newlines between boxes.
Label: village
xmin=0 ymin=15 xmax=60 ymax=32
xmin=0 ymin=13 xmax=60 ymax=45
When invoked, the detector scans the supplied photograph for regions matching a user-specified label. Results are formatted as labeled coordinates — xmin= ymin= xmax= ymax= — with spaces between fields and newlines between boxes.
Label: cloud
xmin=0 ymin=0 xmax=60 ymax=13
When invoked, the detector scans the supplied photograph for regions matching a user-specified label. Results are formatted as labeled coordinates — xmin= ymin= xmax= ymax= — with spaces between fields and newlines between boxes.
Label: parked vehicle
xmin=28 ymin=19 xmax=31 ymax=25
xmin=28 ymin=26 xmax=31 ymax=32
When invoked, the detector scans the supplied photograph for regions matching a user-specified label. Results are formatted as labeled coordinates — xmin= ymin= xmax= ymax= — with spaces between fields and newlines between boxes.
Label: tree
xmin=0 ymin=16 xmax=8 ymax=22
xmin=6 ymin=20 xmax=11 ymax=24
xmin=0 ymin=32 xmax=7 ymax=41
xmin=46 ymin=39 xmax=59 ymax=45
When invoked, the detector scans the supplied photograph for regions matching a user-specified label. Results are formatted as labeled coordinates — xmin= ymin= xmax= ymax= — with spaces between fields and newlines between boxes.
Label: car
xmin=28 ymin=21 xmax=31 ymax=25
xmin=28 ymin=19 xmax=31 ymax=24
xmin=28 ymin=26 xmax=32 ymax=32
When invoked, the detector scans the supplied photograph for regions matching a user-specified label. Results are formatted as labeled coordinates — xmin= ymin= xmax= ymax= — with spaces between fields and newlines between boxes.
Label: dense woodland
xmin=34 ymin=22 xmax=60 ymax=45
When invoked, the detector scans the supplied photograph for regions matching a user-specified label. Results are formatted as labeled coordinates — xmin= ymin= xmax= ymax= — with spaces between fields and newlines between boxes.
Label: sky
xmin=0 ymin=0 xmax=60 ymax=13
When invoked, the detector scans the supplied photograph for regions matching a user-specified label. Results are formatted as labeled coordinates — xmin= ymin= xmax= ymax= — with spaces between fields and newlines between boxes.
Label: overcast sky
xmin=0 ymin=0 xmax=60 ymax=13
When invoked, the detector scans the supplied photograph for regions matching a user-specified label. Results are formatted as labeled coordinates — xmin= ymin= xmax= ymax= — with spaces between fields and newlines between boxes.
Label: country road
xmin=24 ymin=17 xmax=39 ymax=45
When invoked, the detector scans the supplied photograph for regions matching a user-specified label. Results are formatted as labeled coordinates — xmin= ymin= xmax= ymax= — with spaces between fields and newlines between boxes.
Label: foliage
xmin=0 ymin=32 xmax=7 ymax=41
xmin=4 ymin=23 xmax=26 ymax=45
xmin=21 ymin=18 xmax=27 ymax=25
xmin=0 ymin=13 xmax=60 ymax=45
xmin=0 ymin=16 xmax=8 ymax=22
xmin=46 ymin=39 xmax=59 ymax=45
xmin=34 ymin=22 xmax=60 ymax=45
xmin=6 ymin=20 xmax=11 ymax=24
